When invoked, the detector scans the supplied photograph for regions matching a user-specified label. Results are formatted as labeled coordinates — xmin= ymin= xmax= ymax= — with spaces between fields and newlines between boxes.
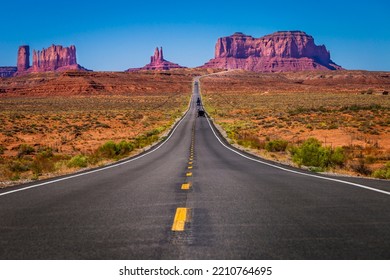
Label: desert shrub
xmin=134 ymin=134 xmax=159 ymax=148
xmin=350 ymin=159 xmax=372 ymax=176
xmin=8 ymin=159 xmax=31 ymax=173
xmin=237 ymin=138 xmax=264 ymax=149
xmin=117 ymin=140 xmax=134 ymax=155
xmin=290 ymin=138 xmax=346 ymax=169
xmin=0 ymin=145 xmax=5 ymax=155
xmin=17 ymin=144 xmax=35 ymax=158
xmin=226 ymin=129 xmax=236 ymax=141
xmin=265 ymin=139 xmax=288 ymax=152
xmin=31 ymin=154 xmax=56 ymax=175
xmin=372 ymin=162 xmax=390 ymax=179
xmin=37 ymin=146 xmax=54 ymax=158
xmin=67 ymin=155 xmax=88 ymax=168
xmin=97 ymin=141 xmax=118 ymax=158
xmin=97 ymin=140 xmax=135 ymax=159
xmin=146 ymin=129 xmax=160 ymax=137
xmin=330 ymin=147 xmax=346 ymax=166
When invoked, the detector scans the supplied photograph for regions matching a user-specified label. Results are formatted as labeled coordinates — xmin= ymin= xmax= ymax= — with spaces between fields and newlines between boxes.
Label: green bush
xmin=117 ymin=140 xmax=134 ymax=155
xmin=265 ymin=139 xmax=288 ymax=152
xmin=97 ymin=140 xmax=135 ymax=159
xmin=134 ymin=134 xmax=159 ymax=148
xmin=290 ymin=138 xmax=346 ymax=169
xmin=98 ymin=141 xmax=118 ymax=158
xmin=330 ymin=147 xmax=346 ymax=166
xmin=372 ymin=162 xmax=390 ymax=179
xmin=67 ymin=155 xmax=88 ymax=168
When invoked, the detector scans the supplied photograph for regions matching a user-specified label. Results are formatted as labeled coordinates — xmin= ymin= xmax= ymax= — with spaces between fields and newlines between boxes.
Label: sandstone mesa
xmin=0 ymin=30 xmax=344 ymax=77
xmin=16 ymin=45 xmax=87 ymax=75
xmin=202 ymin=31 xmax=342 ymax=72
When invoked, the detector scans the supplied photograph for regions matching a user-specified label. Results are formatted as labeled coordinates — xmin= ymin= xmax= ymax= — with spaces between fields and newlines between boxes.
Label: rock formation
xmin=32 ymin=45 xmax=78 ymax=72
xmin=126 ymin=47 xmax=185 ymax=71
xmin=13 ymin=44 xmax=88 ymax=75
xmin=202 ymin=31 xmax=342 ymax=72
xmin=0 ymin=67 xmax=17 ymax=78
xmin=17 ymin=45 xmax=30 ymax=72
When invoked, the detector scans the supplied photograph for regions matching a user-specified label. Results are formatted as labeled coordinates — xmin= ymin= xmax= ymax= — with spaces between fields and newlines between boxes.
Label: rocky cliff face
xmin=32 ymin=45 xmax=78 ymax=72
xmin=126 ymin=47 xmax=185 ymax=71
xmin=14 ymin=44 xmax=88 ymax=75
xmin=202 ymin=31 xmax=342 ymax=72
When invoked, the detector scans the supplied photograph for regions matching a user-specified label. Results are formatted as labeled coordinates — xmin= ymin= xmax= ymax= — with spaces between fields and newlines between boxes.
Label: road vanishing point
xmin=1 ymin=77 xmax=390 ymax=259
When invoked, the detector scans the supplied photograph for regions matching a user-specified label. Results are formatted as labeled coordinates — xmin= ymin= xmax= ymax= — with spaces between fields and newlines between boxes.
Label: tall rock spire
xmin=159 ymin=47 xmax=163 ymax=60
xmin=126 ymin=46 xmax=185 ymax=71
xmin=17 ymin=45 xmax=30 ymax=72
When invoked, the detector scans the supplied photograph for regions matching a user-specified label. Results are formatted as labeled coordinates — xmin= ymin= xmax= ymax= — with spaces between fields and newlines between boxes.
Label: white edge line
xmin=205 ymin=113 xmax=390 ymax=196
xmin=0 ymin=99 xmax=194 ymax=197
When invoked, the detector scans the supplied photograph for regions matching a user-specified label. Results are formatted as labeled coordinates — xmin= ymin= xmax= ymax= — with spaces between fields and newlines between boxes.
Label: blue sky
xmin=1 ymin=0 xmax=389 ymax=71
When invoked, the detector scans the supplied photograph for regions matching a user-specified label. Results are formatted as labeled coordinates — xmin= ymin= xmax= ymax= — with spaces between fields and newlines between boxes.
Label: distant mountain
xmin=202 ymin=31 xmax=342 ymax=72
xmin=126 ymin=47 xmax=185 ymax=71
xmin=0 ymin=67 xmax=17 ymax=78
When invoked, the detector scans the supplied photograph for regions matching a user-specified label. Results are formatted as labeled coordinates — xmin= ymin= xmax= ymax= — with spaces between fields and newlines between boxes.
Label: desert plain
xmin=1 ymin=68 xmax=390 ymax=185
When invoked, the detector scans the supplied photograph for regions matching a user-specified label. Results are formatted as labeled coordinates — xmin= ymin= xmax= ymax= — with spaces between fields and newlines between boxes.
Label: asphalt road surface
xmin=1 ymin=78 xmax=390 ymax=259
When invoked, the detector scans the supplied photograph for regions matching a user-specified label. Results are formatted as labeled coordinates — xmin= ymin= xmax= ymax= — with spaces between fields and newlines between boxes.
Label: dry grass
xmin=201 ymin=70 xmax=390 ymax=178
xmin=0 ymin=69 xmax=212 ymax=186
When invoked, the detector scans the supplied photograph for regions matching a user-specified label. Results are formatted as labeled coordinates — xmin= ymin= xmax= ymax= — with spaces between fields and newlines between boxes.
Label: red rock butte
xmin=202 ymin=31 xmax=343 ymax=72
xmin=15 ymin=44 xmax=88 ymax=75
xmin=126 ymin=47 xmax=185 ymax=71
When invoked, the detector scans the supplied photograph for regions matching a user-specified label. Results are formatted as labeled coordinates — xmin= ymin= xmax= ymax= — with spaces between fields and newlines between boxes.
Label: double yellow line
xmin=172 ymin=120 xmax=196 ymax=232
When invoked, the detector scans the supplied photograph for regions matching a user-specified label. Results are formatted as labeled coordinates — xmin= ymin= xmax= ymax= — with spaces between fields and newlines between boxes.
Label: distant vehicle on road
xmin=198 ymin=108 xmax=205 ymax=117
xmin=196 ymin=97 xmax=201 ymax=106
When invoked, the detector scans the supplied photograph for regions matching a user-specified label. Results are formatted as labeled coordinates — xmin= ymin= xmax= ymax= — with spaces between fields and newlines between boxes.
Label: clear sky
xmin=1 ymin=0 xmax=389 ymax=71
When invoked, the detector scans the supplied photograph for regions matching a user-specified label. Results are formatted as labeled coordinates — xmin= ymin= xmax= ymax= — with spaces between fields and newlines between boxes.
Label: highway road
xmin=0 ymin=78 xmax=390 ymax=259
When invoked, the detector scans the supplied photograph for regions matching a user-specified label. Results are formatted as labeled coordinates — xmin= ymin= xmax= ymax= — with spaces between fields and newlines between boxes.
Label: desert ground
xmin=201 ymin=70 xmax=390 ymax=178
xmin=1 ymin=69 xmax=389 ymax=185
xmin=0 ymin=69 xmax=217 ymax=185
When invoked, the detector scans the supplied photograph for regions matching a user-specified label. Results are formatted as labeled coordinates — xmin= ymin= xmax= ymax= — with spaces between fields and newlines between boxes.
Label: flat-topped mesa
xmin=13 ymin=44 xmax=89 ymax=75
xmin=204 ymin=31 xmax=342 ymax=72
xmin=32 ymin=44 xmax=78 ymax=72
xmin=126 ymin=47 xmax=185 ymax=71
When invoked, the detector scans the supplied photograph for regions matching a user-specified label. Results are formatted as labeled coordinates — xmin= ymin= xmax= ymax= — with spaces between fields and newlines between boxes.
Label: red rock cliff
xmin=203 ymin=31 xmax=342 ymax=72
xmin=14 ymin=44 xmax=88 ymax=75
xmin=32 ymin=45 xmax=78 ymax=72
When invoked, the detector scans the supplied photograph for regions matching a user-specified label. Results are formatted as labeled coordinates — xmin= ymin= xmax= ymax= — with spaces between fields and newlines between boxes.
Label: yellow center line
xmin=188 ymin=161 xmax=193 ymax=164
xmin=188 ymin=166 xmax=193 ymax=169
xmin=181 ymin=182 xmax=191 ymax=190
xmin=171 ymin=207 xmax=189 ymax=231
xmin=186 ymin=172 xmax=192 ymax=177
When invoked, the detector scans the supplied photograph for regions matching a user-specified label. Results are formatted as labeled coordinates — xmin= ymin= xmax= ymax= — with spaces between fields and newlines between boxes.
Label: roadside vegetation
xmin=0 ymin=71 xmax=195 ymax=186
xmin=1 ymin=128 xmax=170 ymax=183
xmin=0 ymin=100 xmax=187 ymax=185
xmin=201 ymin=71 xmax=390 ymax=178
